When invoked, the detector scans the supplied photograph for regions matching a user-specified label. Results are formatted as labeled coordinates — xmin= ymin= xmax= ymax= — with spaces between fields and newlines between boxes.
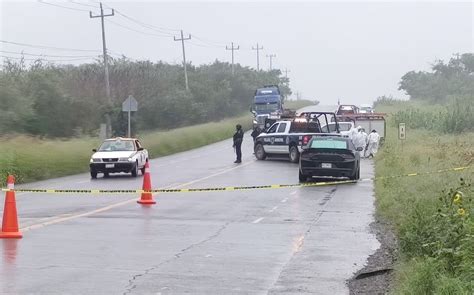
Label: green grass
xmin=0 ymin=114 xmax=252 ymax=185
xmin=374 ymin=101 xmax=473 ymax=294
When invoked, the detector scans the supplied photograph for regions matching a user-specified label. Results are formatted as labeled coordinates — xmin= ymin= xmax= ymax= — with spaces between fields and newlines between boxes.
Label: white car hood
xmin=92 ymin=151 xmax=135 ymax=159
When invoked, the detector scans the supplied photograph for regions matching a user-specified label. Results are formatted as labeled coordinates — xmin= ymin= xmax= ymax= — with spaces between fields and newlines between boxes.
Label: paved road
xmin=1 ymin=134 xmax=379 ymax=294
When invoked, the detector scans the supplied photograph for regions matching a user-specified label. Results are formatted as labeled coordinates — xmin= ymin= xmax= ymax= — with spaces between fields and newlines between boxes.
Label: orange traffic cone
xmin=0 ymin=175 xmax=22 ymax=239
xmin=137 ymin=162 xmax=156 ymax=205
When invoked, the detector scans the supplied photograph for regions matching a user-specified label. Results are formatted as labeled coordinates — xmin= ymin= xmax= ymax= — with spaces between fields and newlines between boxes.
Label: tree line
xmin=398 ymin=53 xmax=473 ymax=103
xmin=0 ymin=57 xmax=291 ymax=137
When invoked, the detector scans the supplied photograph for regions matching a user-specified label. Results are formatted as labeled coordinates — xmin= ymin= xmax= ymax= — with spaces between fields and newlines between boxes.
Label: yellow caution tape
xmin=0 ymin=165 xmax=471 ymax=195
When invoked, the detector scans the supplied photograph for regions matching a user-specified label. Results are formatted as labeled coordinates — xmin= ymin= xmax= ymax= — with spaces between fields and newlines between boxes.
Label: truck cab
xmin=251 ymin=85 xmax=283 ymax=130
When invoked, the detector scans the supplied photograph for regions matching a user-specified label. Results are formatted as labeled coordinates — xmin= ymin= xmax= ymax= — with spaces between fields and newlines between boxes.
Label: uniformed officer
xmin=233 ymin=124 xmax=244 ymax=163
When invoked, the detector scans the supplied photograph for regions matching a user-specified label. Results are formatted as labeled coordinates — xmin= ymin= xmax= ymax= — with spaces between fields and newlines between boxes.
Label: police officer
xmin=250 ymin=126 xmax=262 ymax=142
xmin=233 ymin=124 xmax=244 ymax=163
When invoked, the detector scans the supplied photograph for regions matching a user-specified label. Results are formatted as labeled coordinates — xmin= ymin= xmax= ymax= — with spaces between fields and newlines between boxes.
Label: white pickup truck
xmin=89 ymin=137 xmax=149 ymax=179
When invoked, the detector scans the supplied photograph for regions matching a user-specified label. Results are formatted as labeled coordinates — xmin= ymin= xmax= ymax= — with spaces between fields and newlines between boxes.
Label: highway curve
xmin=1 ymin=134 xmax=379 ymax=294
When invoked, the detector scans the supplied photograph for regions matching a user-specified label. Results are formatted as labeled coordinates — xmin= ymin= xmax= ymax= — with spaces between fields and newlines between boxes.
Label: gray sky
xmin=1 ymin=1 xmax=472 ymax=104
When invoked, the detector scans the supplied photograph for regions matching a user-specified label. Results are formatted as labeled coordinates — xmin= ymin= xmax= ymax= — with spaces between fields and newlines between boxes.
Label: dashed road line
xmin=19 ymin=162 xmax=255 ymax=232
xmin=269 ymin=206 xmax=279 ymax=213
xmin=281 ymin=198 xmax=288 ymax=203
xmin=252 ymin=217 xmax=264 ymax=224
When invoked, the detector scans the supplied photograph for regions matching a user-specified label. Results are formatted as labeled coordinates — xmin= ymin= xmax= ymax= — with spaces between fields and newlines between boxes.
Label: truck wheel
xmin=289 ymin=145 xmax=300 ymax=163
xmin=131 ymin=162 xmax=138 ymax=177
xmin=299 ymin=170 xmax=308 ymax=182
xmin=104 ymin=172 xmax=110 ymax=178
xmin=255 ymin=144 xmax=267 ymax=160
xmin=90 ymin=171 xmax=97 ymax=179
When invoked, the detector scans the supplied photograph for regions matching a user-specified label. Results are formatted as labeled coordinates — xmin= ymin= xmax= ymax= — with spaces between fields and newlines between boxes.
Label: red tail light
xmin=303 ymin=135 xmax=312 ymax=145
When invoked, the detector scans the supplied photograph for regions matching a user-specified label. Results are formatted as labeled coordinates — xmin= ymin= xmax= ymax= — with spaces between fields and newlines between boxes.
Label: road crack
xmin=122 ymin=221 xmax=231 ymax=295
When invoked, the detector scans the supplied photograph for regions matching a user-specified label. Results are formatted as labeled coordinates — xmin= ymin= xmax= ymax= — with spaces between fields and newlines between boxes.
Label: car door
xmin=273 ymin=122 xmax=289 ymax=153
xmin=262 ymin=123 xmax=279 ymax=153
xmin=135 ymin=140 xmax=145 ymax=167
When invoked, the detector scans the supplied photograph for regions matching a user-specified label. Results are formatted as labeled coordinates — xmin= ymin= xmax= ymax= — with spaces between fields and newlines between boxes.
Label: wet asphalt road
xmin=1 ymin=135 xmax=379 ymax=294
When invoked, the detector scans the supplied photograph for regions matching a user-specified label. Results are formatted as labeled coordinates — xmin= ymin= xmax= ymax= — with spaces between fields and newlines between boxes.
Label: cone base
xmin=0 ymin=231 xmax=23 ymax=239
xmin=137 ymin=199 xmax=156 ymax=205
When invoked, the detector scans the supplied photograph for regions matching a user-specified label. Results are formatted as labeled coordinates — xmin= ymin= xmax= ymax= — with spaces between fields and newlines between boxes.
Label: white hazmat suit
xmin=366 ymin=131 xmax=380 ymax=158
xmin=353 ymin=127 xmax=366 ymax=157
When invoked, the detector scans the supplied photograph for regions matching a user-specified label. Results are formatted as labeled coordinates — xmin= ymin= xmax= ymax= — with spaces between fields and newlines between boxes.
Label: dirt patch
xmin=348 ymin=217 xmax=398 ymax=294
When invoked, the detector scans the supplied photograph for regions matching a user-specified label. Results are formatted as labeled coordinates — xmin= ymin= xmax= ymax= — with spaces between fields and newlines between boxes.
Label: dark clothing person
xmin=251 ymin=127 xmax=262 ymax=142
xmin=233 ymin=124 xmax=244 ymax=163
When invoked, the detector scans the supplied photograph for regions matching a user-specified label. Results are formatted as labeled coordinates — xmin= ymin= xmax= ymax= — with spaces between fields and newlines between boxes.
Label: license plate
xmin=105 ymin=164 xmax=115 ymax=168
xmin=321 ymin=163 xmax=332 ymax=168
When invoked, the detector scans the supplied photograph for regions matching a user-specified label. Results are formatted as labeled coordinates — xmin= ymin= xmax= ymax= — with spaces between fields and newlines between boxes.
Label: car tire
xmin=289 ymin=145 xmax=300 ymax=163
xmin=299 ymin=170 xmax=308 ymax=182
xmin=104 ymin=172 xmax=110 ymax=178
xmin=131 ymin=162 xmax=138 ymax=177
xmin=255 ymin=144 xmax=267 ymax=160
xmin=90 ymin=171 xmax=97 ymax=179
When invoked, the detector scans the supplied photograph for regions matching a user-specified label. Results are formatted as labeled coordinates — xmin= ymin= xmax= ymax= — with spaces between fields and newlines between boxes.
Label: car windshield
xmin=98 ymin=140 xmax=135 ymax=152
xmin=310 ymin=138 xmax=348 ymax=149
xmin=255 ymin=103 xmax=279 ymax=112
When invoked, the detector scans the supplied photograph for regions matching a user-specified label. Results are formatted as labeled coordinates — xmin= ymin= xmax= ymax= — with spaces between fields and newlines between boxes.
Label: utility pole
xmin=283 ymin=68 xmax=291 ymax=78
xmin=90 ymin=2 xmax=114 ymax=137
xmin=266 ymin=54 xmax=276 ymax=71
xmin=174 ymin=30 xmax=191 ymax=91
xmin=251 ymin=43 xmax=263 ymax=71
xmin=226 ymin=42 xmax=239 ymax=75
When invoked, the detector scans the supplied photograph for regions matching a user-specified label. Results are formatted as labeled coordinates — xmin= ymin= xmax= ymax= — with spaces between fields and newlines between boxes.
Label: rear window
xmin=310 ymin=139 xmax=348 ymax=149
xmin=289 ymin=122 xmax=321 ymax=133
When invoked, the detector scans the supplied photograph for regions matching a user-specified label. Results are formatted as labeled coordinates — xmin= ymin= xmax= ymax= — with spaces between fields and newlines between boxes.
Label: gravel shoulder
xmin=348 ymin=216 xmax=398 ymax=294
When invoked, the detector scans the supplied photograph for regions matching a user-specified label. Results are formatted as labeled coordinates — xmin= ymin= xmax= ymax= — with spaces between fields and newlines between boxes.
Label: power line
xmin=266 ymin=54 xmax=276 ymax=70
xmin=0 ymin=49 xmax=97 ymax=58
xmin=174 ymin=30 xmax=191 ymax=91
xmin=100 ymin=2 xmax=179 ymax=35
xmin=90 ymin=2 xmax=114 ymax=137
xmin=0 ymin=55 xmax=96 ymax=62
xmin=105 ymin=19 xmax=171 ymax=38
xmin=0 ymin=40 xmax=100 ymax=53
xmin=226 ymin=42 xmax=239 ymax=76
xmin=68 ymin=0 xmax=98 ymax=8
xmin=252 ymin=43 xmax=263 ymax=71
xmin=37 ymin=0 xmax=90 ymax=12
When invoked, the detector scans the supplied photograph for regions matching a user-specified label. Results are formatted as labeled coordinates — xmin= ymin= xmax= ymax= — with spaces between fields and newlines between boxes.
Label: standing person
xmin=366 ymin=129 xmax=380 ymax=158
xmin=361 ymin=128 xmax=368 ymax=157
xmin=233 ymin=124 xmax=244 ymax=163
xmin=353 ymin=126 xmax=366 ymax=157
xmin=251 ymin=126 xmax=262 ymax=142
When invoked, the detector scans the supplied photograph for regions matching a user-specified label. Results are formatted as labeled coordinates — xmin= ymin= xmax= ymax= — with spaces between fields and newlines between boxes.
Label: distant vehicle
xmin=336 ymin=105 xmax=359 ymax=116
xmin=254 ymin=112 xmax=340 ymax=163
xmin=359 ymin=104 xmax=374 ymax=113
xmin=251 ymin=85 xmax=283 ymax=130
xmin=321 ymin=121 xmax=355 ymax=138
xmin=89 ymin=137 xmax=149 ymax=179
xmin=298 ymin=136 xmax=361 ymax=182
xmin=337 ymin=114 xmax=386 ymax=143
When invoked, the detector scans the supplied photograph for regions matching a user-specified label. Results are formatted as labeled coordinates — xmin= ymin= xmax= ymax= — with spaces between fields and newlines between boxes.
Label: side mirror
xmin=137 ymin=147 xmax=144 ymax=151
xmin=92 ymin=149 xmax=97 ymax=152
xmin=301 ymin=145 xmax=308 ymax=151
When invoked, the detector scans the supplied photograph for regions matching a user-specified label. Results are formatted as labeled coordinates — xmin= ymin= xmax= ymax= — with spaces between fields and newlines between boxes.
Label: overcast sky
xmin=1 ymin=0 xmax=472 ymax=104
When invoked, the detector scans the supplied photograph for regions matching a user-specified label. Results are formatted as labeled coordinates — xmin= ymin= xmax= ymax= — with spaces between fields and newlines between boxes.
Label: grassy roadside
xmin=0 ymin=100 xmax=316 ymax=185
xmin=374 ymin=102 xmax=473 ymax=293
xmin=0 ymin=114 xmax=251 ymax=185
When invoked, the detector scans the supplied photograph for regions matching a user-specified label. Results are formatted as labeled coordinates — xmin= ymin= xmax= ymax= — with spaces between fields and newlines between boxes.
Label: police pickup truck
xmin=254 ymin=112 xmax=340 ymax=163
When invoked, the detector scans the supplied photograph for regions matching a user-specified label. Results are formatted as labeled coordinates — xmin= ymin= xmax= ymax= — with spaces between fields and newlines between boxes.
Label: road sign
xmin=122 ymin=95 xmax=138 ymax=137
xmin=122 ymin=95 xmax=138 ymax=112
xmin=399 ymin=123 xmax=406 ymax=140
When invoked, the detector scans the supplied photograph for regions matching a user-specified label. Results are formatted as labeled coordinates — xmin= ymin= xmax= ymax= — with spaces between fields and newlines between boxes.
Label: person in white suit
xmin=366 ymin=130 xmax=380 ymax=158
